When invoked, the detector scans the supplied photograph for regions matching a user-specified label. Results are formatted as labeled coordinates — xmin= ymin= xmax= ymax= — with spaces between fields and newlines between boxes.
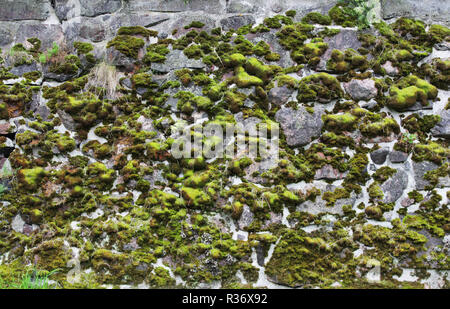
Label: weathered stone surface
xmin=126 ymin=0 xmax=225 ymax=13
xmin=431 ymin=110 xmax=450 ymax=138
xmin=275 ymin=106 xmax=324 ymax=147
xmin=371 ymin=148 xmax=389 ymax=165
xmin=381 ymin=61 xmax=399 ymax=76
xmin=0 ymin=0 xmax=51 ymax=21
xmin=106 ymin=47 xmax=138 ymax=72
xmin=9 ymin=62 xmax=40 ymax=77
xmin=381 ymin=0 xmax=450 ymax=26
xmin=389 ymin=151 xmax=409 ymax=163
xmin=227 ymin=0 xmax=258 ymax=13
xmin=344 ymin=79 xmax=378 ymax=101
xmin=381 ymin=169 xmax=408 ymax=204
xmin=413 ymin=161 xmax=439 ymax=190
xmin=80 ymin=0 xmax=122 ymax=17
xmin=314 ymin=164 xmax=347 ymax=180
xmin=237 ymin=205 xmax=254 ymax=230
xmin=318 ymin=29 xmax=362 ymax=71
xmin=151 ymin=49 xmax=206 ymax=73
xmin=268 ymin=85 xmax=294 ymax=106
xmin=220 ymin=15 xmax=255 ymax=31
xmin=15 ymin=23 xmax=65 ymax=50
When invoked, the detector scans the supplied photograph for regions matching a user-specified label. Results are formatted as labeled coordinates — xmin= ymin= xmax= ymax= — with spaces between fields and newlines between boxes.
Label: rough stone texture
xmin=431 ymin=110 xmax=450 ymax=138
xmin=0 ymin=0 xmax=51 ymax=21
xmin=275 ymin=106 xmax=324 ymax=147
xmin=344 ymin=79 xmax=378 ymax=101
xmin=237 ymin=205 xmax=254 ymax=230
xmin=413 ymin=161 xmax=439 ymax=190
xmin=126 ymin=0 xmax=226 ymax=14
xmin=381 ymin=169 xmax=408 ymax=204
xmin=371 ymin=148 xmax=389 ymax=165
xmin=381 ymin=0 xmax=450 ymax=26
xmin=220 ymin=15 xmax=255 ymax=31
xmin=80 ymin=0 xmax=122 ymax=17
xmin=318 ymin=29 xmax=362 ymax=71
xmin=151 ymin=49 xmax=206 ymax=73
xmin=15 ymin=23 xmax=65 ymax=50
xmin=389 ymin=151 xmax=409 ymax=163
xmin=314 ymin=164 xmax=347 ymax=180
xmin=268 ymin=85 xmax=294 ymax=106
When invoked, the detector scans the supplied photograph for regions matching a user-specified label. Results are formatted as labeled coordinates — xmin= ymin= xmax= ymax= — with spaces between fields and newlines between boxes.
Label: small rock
xmin=413 ymin=161 xmax=439 ymax=190
xmin=237 ymin=205 xmax=254 ymax=230
xmin=268 ymin=85 xmax=294 ymax=106
xmin=431 ymin=110 xmax=450 ymax=138
xmin=370 ymin=148 xmax=389 ymax=165
xmin=381 ymin=169 xmax=408 ymax=204
xmin=343 ymin=78 xmax=378 ymax=101
xmin=389 ymin=151 xmax=409 ymax=163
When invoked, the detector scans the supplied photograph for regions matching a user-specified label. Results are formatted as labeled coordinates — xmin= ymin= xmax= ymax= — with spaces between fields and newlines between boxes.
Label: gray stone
xmin=275 ymin=106 xmax=324 ymax=147
xmin=381 ymin=0 xmax=450 ymax=26
xmin=106 ymin=47 xmax=137 ymax=72
xmin=79 ymin=18 xmax=107 ymax=42
xmin=370 ymin=148 xmax=389 ymax=165
xmin=314 ymin=164 xmax=347 ymax=180
xmin=227 ymin=0 xmax=257 ymax=13
xmin=57 ymin=110 xmax=77 ymax=131
xmin=381 ymin=169 xmax=408 ymax=204
xmin=381 ymin=61 xmax=399 ymax=76
xmin=237 ymin=205 xmax=254 ymax=230
xmin=80 ymin=0 xmax=122 ymax=17
xmin=344 ymin=78 xmax=378 ymax=101
xmin=0 ymin=0 xmax=51 ymax=21
xmin=9 ymin=62 xmax=40 ymax=77
xmin=54 ymin=0 xmax=74 ymax=21
xmin=431 ymin=110 xmax=450 ymax=138
xmin=413 ymin=161 xmax=439 ymax=190
xmin=151 ymin=49 xmax=206 ymax=73
xmin=11 ymin=214 xmax=25 ymax=233
xmin=268 ymin=85 xmax=294 ymax=106
xmin=15 ymin=23 xmax=65 ymax=50
xmin=126 ymin=0 xmax=226 ymax=13
xmin=389 ymin=151 xmax=409 ymax=163
xmin=220 ymin=15 xmax=255 ymax=31
xmin=0 ymin=22 xmax=16 ymax=47
xmin=318 ymin=29 xmax=362 ymax=71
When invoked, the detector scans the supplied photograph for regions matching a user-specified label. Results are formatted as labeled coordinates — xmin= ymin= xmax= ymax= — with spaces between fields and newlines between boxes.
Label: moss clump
xmin=388 ymin=75 xmax=438 ymax=111
xmin=86 ymin=162 xmax=116 ymax=191
xmin=292 ymin=40 xmax=328 ymax=65
xmin=328 ymin=5 xmax=358 ymax=27
xmin=183 ymin=44 xmax=203 ymax=59
xmin=184 ymin=21 xmax=205 ymax=29
xmin=372 ymin=166 xmax=397 ymax=183
xmin=428 ymin=24 xmax=450 ymax=44
xmin=118 ymin=26 xmax=158 ymax=37
xmin=412 ymin=142 xmax=450 ymax=164
xmin=297 ymin=73 xmax=343 ymax=103
xmin=107 ymin=35 xmax=145 ymax=59
xmin=360 ymin=117 xmax=400 ymax=138
xmin=244 ymin=57 xmax=277 ymax=82
xmin=181 ymin=187 xmax=212 ymax=208
xmin=233 ymin=66 xmax=264 ymax=88
xmin=18 ymin=167 xmax=46 ymax=191
xmin=323 ymin=113 xmax=359 ymax=132
xmin=301 ymin=12 xmax=332 ymax=25
xmin=49 ymin=54 xmax=80 ymax=75
xmin=326 ymin=49 xmax=368 ymax=73
xmin=73 ymin=41 xmax=94 ymax=54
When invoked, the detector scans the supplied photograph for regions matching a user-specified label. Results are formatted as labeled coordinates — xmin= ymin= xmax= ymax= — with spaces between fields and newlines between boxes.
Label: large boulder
xmin=381 ymin=0 xmax=450 ymax=26
xmin=0 ymin=0 xmax=51 ymax=21
xmin=275 ymin=106 xmax=324 ymax=147
xmin=220 ymin=15 xmax=255 ymax=31
xmin=80 ymin=0 xmax=122 ymax=17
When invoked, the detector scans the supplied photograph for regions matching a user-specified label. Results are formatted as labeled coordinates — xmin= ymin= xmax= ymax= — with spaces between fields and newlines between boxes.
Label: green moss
xmin=17 ymin=167 xmax=46 ymax=191
xmin=107 ymin=35 xmax=145 ymax=59
xmin=372 ymin=166 xmax=397 ymax=183
xmin=360 ymin=117 xmax=400 ymax=138
xmin=428 ymin=24 xmax=450 ymax=43
xmin=181 ymin=187 xmax=212 ymax=209
xmin=413 ymin=142 xmax=450 ymax=164
xmin=302 ymin=12 xmax=332 ymax=25
xmin=184 ymin=21 xmax=205 ymax=29
xmin=323 ymin=113 xmax=359 ymax=132
xmin=328 ymin=5 xmax=357 ymax=27
xmin=388 ymin=75 xmax=438 ymax=111
xmin=73 ymin=41 xmax=94 ymax=54
xmin=297 ymin=73 xmax=343 ymax=103
xmin=183 ymin=44 xmax=203 ymax=59
xmin=118 ymin=26 xmax=158 ymax=37
xmin=233 ymin=66 xmax=264 ymax=88
xmin=326 ymin=49 xmax=368 ymax=73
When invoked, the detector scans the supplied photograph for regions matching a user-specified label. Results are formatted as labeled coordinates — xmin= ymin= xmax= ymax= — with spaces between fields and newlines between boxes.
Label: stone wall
xmin=0 ymin=0 xmax=448 ymax=52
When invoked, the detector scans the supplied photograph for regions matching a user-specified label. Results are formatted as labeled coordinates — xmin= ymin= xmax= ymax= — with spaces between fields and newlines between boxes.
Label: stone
xmin=9 ymin=62 xmax=40 ymax=77
xmin=0 ymin=0 xmax=51 ymax=21
xmin=237 ymin=205 xmax=254 ymax=230
xmin=431 ymin=110 xmax=450 ymax=138
xmin=151 ymin=49 xmax=206 ymax=73
xmin=381 ymin=61 xmax=399 ymax=76
xmin=314 ymin=164 xmax=347 ymax=180
xmin=318 ymin=29 xmax=362 ymax=71
xmin=381 ymin=0 xmax=450 ymax=26
xmin=389 ymin=151 xmax=409 ymax=163
xmin=344 ymin=79 xmax=378 ymax=101
xmin=370 ymin=148 xmax=389 ymax=165
xmin=126 ymin=0 xmax=226 ymax=14
xmin=268 ymin=85 xmax=294 ymax=106
xmin=413 ymin=161 xmax=439 ymax=190
xmin=15 ymin=23 xmax=65 ymax=50
xmin=275 ymin=106 xmax=324 ymax=147
xmin=11 ymin=214 xmax=25 ymax=233
xmin=54 ymin=0 xmax=75 ymax=21
xmin=106 ymin=47 xmax=137 ymax=72
xmin=220 ymin=15 xmax=255 ymax=31
xmin=227 ymin=0 xmax=257 ymax=13
xmin=381 ymin=169 xmax=408 ymax=204
xmin=80 ymin=0 xmax=122 ymax=17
